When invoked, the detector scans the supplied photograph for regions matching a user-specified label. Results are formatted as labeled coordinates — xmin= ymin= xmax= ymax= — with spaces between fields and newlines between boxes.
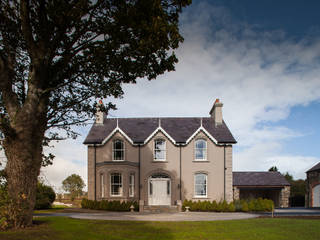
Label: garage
xmin=306 ymin=162 xmax=320 ymax=207
xmin=233 ymin=171 xmax=291 ymax=208
xmin=312 ymin=184 xmax=320 ymax=207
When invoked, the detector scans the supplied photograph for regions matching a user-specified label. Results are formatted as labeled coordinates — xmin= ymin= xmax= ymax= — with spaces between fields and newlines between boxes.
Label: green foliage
xmin=182 ymin=198 xmax=273 ymax=212
xmin=283 ymin=172 xmax=294 ymax=182
xmin=81 ymin=199 xmax=139 ymax=212
xmin=0 ymin=170 xmax=10 ymax=230
xmin=62 ymin=174 xmax=85 ymax=201
xmin=35 ymin=182 xmax=56 ymax=210
xmin=268 ymin=166 xmax=278 ymax=171
xmin=182 ymin=199 xmax=235 ymax=212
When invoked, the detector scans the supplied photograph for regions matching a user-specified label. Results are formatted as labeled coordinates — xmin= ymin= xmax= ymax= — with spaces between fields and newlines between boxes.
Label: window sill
xmin=192 ymin=160 xmax=210 ymax=162
xmin=152 ymin=160 xmax=168 ymax=163
xmin=193 ymin=196 xmax=209 ymax=199
xmin=110 ymin=195 xmax=123 ymax=197
xmin=112 ymin=160 xmax=125 ymax=162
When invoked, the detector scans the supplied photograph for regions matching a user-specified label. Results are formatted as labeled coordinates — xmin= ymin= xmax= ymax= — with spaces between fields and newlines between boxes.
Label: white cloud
xmin=41 ymin=139 xmax=87 ymax=192
xmin=37 ymin=2 xmax=320 ymax=186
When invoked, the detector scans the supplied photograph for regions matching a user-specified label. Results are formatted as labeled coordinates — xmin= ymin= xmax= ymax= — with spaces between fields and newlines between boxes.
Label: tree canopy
xmin=268 ymin=166 xmax=278 ymax=172
xmin=62 ymin=174 xmax=85 ymax=201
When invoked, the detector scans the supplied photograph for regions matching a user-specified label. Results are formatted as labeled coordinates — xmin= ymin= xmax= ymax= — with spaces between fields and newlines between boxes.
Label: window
xmin=110 ymin=173 xmax=122 ymax=196
xmin=194 ymin=173 xmax=207 ymax=197
xmin=195 ymin=139 xmax=207 ymax=161
xmin=113 ymin=140 xmax=124 ymax=161
xmin=149 ymin=181 xmax=153 ymax=195
xmin=129 ymin=174 xmax=134 ymax=197
xmin=100 ymin=174 xmax=104 ymax=198
xmin=154 ymin=139 xmax=166 ymax=161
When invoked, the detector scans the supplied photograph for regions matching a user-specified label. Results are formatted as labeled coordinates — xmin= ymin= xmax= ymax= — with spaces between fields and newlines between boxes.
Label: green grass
xmin=1 ymin=217 xmax=320 ymax=240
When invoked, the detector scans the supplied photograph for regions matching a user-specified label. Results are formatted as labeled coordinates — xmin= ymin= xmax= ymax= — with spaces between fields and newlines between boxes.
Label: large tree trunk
xmin=3 ymin=88 xmax=48 ymax=228
xmin=5 ymin=139 xmax=43 ymax=228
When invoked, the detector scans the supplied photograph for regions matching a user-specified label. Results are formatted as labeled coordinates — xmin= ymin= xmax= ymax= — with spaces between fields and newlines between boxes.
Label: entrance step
xmin=143 ymin=205 xmax=179 ymax=213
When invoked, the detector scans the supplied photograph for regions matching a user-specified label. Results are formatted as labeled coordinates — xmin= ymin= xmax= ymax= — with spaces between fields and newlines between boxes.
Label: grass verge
xmin=1 ymin=217 xmax=319 ymax=240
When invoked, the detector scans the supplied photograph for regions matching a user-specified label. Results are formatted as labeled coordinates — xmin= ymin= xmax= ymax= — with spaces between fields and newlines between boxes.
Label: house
xmin=306 ymin=162 xmax=320 ymax=207
xmin=84 ymin=99 xmax=237 ymax=210
xmin=233 ymin=171 xmax=290 ymax=207
xmin=83 ymin=99 xmax=291 ymax=210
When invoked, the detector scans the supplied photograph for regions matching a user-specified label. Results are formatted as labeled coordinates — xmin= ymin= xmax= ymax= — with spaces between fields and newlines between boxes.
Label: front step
xmin=143 ymin=205 xmax=179 ymax=213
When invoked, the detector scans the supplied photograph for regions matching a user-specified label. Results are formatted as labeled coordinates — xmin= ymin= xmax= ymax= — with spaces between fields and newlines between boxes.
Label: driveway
xmin=263 ymin=207 xmax=320 ymax=217
xmin=34 ymin=211 xmax=258 ymax=221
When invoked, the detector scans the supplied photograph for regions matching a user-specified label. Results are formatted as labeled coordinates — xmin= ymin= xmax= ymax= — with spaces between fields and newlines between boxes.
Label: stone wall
xmin=233 ymin=187 xmax=240 ymax=201
xmin=280 ymin=186 xmax=290 ymax=208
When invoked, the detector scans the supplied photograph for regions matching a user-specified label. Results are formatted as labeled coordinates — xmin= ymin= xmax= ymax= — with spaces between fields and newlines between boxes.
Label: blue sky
xmin=36 ymin=0 xmax=320 ymax=190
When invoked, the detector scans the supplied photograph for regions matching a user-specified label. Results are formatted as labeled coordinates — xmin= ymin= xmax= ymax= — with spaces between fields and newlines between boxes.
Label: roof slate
xmin=233 ymin=172 xmax=290 ymax=186
xmin=307 ymin=162 xmax=320 ymax=172
xmin=83 ymin=117 xmax=236 ymax=145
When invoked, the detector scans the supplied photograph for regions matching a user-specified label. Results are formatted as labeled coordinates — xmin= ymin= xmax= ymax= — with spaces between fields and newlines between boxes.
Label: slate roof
xmin=306 ymin=162 xmax=320 ymax=173
xmin=233 ymin=172 xmax=290 ymax=186
xmin=83 ymin=117 xmax=236 ymax=145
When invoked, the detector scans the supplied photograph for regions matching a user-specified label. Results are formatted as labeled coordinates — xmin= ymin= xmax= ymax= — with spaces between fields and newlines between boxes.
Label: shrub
xmin=34 ymin=182 xmax=56 ymax=209
xmin=81 ymin=199 xmax=139 ymax=211
xmin=240 ymin=200 xmax=249 ymax=212
xmin=182 ymin=198 xmax=273 ymax=212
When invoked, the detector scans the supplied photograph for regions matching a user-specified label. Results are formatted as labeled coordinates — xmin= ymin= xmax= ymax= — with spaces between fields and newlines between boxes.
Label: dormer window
xmin=113 ymin=139 xmax=124 ymax=161
xmin=154 ymin=139 xmax=166 ymax=161
xmin=195 ymin=139 xmax=207 ymax=161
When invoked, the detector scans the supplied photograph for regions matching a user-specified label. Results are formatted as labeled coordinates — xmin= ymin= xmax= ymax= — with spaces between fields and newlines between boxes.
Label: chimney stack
xmin=95 ymin=100 xmax=104 ymax=124
xmin=209 ymin=98 xmax=223 ymax=126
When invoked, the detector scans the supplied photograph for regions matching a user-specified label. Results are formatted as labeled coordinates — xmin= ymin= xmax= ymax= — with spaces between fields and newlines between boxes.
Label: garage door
xmin=312 ymin=184 xmax=320 ymax=207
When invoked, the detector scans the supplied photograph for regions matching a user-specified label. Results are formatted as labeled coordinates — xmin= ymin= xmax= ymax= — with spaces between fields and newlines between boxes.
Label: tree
xmin=0 ymin=0 xmax=191 ymax=228
xmin=34 ymin=182 xmax=56 ymax=209
xmin=62 ymin=174 xmax=85 ymax=201
xmin=268 ymin=166 xmax=278 ymax=172
xmin=283 ymin=172 xmax=293 ymax=182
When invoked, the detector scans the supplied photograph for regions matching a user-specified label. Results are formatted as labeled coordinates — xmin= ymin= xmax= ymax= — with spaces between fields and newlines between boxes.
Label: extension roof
xmin=83 ymin=117 xmax=236 ymax=145
xmin=233 ymin=172 xmax=290 ymax=187
xmin=306 ymin=162 xmax=320 ymax=173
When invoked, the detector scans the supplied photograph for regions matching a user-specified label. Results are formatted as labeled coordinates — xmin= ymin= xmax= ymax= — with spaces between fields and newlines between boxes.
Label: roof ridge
xmin=106 ymin=117 xmax=211 ymax=119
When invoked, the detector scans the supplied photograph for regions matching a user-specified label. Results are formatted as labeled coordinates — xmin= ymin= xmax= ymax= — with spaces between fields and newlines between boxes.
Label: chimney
xmin=209 ymin=98 xmax=223 ymax=125
xmin=95 ymin=100 xmax=104 ymax=124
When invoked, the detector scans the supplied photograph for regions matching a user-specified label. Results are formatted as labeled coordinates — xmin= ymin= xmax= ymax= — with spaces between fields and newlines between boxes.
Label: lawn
xmin=1 ymin=217 xmax=319 ymax=240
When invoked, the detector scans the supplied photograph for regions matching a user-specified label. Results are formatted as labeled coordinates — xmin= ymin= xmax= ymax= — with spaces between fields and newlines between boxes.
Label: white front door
xmin=148 ymin=178 xmax=171 ymax=205
xmin=312 ymin=184 xmax=320 ymax=207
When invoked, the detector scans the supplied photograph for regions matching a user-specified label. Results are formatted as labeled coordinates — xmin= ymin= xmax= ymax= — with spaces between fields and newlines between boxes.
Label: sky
xmin=4 ymin=0 xmax=320 ymax=192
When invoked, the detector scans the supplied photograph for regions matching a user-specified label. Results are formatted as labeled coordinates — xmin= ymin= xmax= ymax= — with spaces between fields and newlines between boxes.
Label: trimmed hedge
xmin=182 ymin=198 xmax=274 ymax=212
xmin=81 ymin=199 xmax=139 ymax=211
xmin=182 ymin=200 xmax=235 ymax=212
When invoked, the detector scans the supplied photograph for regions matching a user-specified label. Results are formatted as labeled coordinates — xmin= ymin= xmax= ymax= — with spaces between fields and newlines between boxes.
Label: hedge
xmin=182 ymin=198 xmax=274 ymax=212
xmin=81 ymin=199 xmax=139 ymax=211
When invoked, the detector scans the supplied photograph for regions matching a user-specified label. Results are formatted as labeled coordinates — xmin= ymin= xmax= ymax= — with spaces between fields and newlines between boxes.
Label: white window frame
xmin=100 ymin=173 xmax=104 ymax=198
xmin=110 ymin=173 xmax=122 ymax=197
xmin=112 ymin=139 xmax=125 ymax=161
xmin=129 ymin=173 xmax=134 ymax=197
xmin=194 ymin=173 xmax=207 ymax=198
xmin=153 ymin=139 xmax=166 ymax=161
xmin=194 ymin=139 xmax=207 ymax=161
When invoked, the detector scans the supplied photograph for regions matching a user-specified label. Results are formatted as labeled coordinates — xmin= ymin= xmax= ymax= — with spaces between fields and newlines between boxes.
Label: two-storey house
xmin=84 ymin=99 xmax=237 ymax=210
